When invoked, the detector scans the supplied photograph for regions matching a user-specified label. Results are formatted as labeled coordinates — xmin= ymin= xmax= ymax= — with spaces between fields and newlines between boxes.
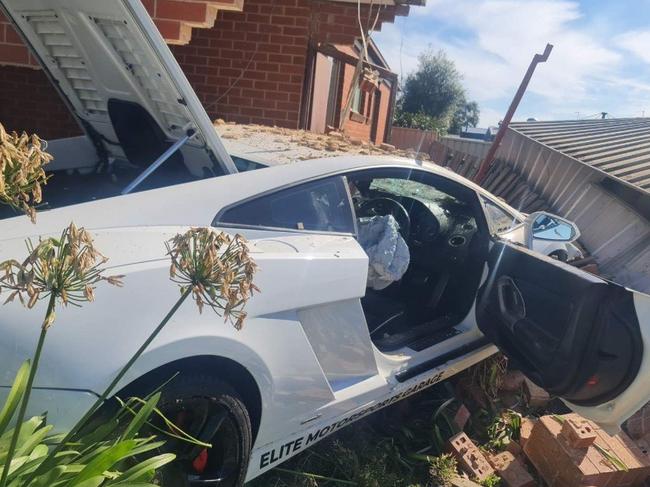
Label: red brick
xmin=447 ymin=433 xmax=495 ymax=482
xmin=561 ymin=416 xmax=597 ymax=449
xmin=488 ymin=451 xmax=535 ymax=487
xmin=523 ymin=378 xmax=550 ymax=408
xmin=156 ymin=0 xmax=208 ymax=22
xmin=524 ymin=414 xmax=650 ymax=487
xmin=519 ymin=418 xmax=536 ymax=448
xmin=453 ymin=404 xmax=471 ymax=431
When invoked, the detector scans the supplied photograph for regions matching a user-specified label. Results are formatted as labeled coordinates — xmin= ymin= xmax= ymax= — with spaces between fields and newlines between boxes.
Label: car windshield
xmin=370 ymin=178 xmax=465 ymax=209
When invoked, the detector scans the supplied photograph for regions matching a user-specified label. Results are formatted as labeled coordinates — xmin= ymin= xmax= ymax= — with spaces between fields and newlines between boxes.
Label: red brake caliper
xmin=192 ymin=449 xmax=209 ymax=474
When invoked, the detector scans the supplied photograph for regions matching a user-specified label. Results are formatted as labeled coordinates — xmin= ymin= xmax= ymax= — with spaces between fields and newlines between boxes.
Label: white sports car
xmin=1 ymin=1 xmax=649 ymax=486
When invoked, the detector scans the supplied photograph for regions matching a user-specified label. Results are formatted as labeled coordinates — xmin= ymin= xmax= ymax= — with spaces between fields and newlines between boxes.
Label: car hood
xmin=0 ymin=0 xmax=236 ymax=177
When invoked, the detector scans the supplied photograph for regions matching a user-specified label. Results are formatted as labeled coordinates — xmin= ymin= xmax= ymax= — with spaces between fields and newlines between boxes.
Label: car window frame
xmin=343 ymin=166 xmax=492 ymax=238
xmin=479 ymin=195 xmax=524 ymax=236
xmin=212 ymin=175 xmax=358 ymax=237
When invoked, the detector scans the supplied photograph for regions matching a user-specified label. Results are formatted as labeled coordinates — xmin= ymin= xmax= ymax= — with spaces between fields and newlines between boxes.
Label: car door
xmin=476 ymin=239 xmax=650 ymax=433
xmin=214 ymin=175 xmax=381 ymax=392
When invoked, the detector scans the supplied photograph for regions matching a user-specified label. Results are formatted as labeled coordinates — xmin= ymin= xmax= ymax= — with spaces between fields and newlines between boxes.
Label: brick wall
xmin=0 ymin=65 xmax=80 ymax=139
xmin=0 ymin=0 xmax=408 ymax=138
xmin=336 ymin=48 xmax=393 ymax=145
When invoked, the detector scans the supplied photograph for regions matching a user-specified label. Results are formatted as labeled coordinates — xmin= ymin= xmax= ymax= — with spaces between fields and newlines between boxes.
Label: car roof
xmin=0 ymin=155 xmax=521 ymax=241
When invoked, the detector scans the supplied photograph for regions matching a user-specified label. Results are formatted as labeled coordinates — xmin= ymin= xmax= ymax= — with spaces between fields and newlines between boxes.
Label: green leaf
xmin=108 ymin=453 xmax=175 ymax=484
xmin=16 ymin=424 xmax=52 ymax=458
xmin=29 ymin=465 xmax=66 ymax=487
xmin=0 ymin=417 xmax=44 ymax=463
xmin=68 ymin=440 xmax=138 ymax=486
xmin=71 ymin=475 xmax=105 ymax=487
xmin=0 ymin=361 xmax=30 ymax=436
xmin=594 ymin=444 xmax=629 ymax=472
xmin=6 ymin=444 xmax=48 ymax=481
xmin=121 ymin=393 xmax=160 ymax=441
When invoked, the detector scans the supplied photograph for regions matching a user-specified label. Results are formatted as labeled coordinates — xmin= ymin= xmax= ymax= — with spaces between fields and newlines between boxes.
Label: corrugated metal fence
xmin=430 ymin=140 xmax=551 ymax=214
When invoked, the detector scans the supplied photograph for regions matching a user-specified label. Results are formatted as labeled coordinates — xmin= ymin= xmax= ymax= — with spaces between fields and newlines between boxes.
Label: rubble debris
xmin=447 ymin=432 xmax=495 ymax=482
xmin=524 ymin=414 xmax=650 ymax=486
xmin=523 ymin=378 xmax=550 ymax=408
xmin=212 ymin=122 xmax=428 ymax=165
xmin=487 ymin=451 xmax=535 ymax=487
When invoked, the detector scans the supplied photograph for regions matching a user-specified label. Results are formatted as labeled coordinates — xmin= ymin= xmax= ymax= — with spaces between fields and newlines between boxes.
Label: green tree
xmin=402 ymin=49 xmax=465 ymax=121
xmin=449 ymin=99 xmax=480 ymax=134
xmin=396 ymin=49 xmax=480 ymax=134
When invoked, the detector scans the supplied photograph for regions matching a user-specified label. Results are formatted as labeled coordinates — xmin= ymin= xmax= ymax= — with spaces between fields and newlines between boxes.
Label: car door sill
xmin=395 ymin=336 xmax=491 ymax=383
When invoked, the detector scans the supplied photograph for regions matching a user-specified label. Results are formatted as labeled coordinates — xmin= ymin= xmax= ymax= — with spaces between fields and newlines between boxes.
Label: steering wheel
xmin=357 ymin=197 xmax=411 ymax=241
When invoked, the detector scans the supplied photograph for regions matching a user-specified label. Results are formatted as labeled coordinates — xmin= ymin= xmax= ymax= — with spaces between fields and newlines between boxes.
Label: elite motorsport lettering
xmin=259 ymin=371 xmax=445 ymax=469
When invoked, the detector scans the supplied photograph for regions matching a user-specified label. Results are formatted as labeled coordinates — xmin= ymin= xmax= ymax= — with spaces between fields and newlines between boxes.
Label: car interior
xmin=347 ymin=169 xmax=491 ymax=353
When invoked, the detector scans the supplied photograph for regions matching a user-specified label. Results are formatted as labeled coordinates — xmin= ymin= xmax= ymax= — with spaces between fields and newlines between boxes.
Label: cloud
xmin=373 ymin=0 xmax=627 ymax=125
xmin=615 ymin=30 xmax=650 ymax=64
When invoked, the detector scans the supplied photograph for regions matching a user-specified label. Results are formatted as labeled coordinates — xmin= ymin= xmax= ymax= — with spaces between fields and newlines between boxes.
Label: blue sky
xmin=373 ymin=0 xmax=650 ymax=126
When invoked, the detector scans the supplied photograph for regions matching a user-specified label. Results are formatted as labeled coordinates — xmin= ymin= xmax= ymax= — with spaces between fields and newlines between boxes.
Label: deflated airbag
xmin=357 ymin=215 xmax=410 ymax=290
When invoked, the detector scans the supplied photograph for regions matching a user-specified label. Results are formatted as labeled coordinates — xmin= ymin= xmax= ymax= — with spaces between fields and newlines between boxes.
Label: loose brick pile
xmin=524 ymin=414 xmax=650 ymax=486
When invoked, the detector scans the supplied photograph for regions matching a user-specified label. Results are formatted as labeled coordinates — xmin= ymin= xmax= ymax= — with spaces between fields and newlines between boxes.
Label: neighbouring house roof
xmin=509 ymin=118 xmax=650 ymax=193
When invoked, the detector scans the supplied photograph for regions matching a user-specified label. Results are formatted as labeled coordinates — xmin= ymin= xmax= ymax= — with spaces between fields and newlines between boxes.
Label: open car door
xmin=477 ymin=240 xmax=650 ymax=434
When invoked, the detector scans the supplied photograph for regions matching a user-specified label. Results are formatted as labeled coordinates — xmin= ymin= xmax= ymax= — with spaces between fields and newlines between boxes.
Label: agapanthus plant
xmin=167 ymin=228 xmax=259 ymax=329
xmin=0 ymin=222 xmax=123 ymax=328
xmin=0 ymin=123 xmax=51 ymax=223
xmin=30 ymin=227 xmax=258 ymax=482
xmin=0 ymin=222 xmax=122 ymax=487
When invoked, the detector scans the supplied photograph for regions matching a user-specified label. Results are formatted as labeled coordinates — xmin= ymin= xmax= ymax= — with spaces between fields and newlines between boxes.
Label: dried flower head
xmin=0 ymin=123 xmax=52 ymax=223
xmin=0 ymin=222 xmax=123 ymax=328
xmin=166 ymin=228 xmax=259 ymax=329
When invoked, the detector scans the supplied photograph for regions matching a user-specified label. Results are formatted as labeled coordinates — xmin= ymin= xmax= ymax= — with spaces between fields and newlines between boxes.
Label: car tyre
xmin=156 ymin=374 xmax=252 ymax=487
xmin=549 ymin=249 xmax=569 ymax=262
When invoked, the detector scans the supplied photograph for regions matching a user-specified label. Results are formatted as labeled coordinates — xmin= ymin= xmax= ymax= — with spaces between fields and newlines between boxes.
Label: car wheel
xmin=155 ymin=375 xmax=252 ymax=487
xmin=549 ymin=249 xmax=569 ymax=262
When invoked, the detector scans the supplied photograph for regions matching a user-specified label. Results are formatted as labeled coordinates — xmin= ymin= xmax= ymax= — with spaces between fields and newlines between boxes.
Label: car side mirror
xmin=524 ymin=211 xmax=580 ymax=248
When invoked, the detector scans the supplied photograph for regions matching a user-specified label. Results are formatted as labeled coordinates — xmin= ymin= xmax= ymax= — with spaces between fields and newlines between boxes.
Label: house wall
xmin=496 ymin=130 xmax=650 ymax=293
xmin=309 ymin=53 xmax=334 ymax=133
xmin=331 ymin=43 xmax=392 ymax=145
xmin=0 ymin=0 xmax=405 ymax=140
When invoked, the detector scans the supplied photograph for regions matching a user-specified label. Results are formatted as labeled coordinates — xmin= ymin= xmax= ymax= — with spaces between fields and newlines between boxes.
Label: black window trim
xmin=478 ymin=194 xmax=525 ymax=236
xmin=212 ymin=175 xmax=358 ymax=237
xmin=212 ymin=164 xmax=490 ymax=237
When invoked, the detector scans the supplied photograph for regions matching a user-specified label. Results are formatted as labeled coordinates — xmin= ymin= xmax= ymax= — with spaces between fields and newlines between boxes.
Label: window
xmin=481 ymin=197 xmax=522 ymax=234
xmin=216 ymin=177 xmax=355 ymax=233
xmin=351 ymin=84 xmax=364 ymax=114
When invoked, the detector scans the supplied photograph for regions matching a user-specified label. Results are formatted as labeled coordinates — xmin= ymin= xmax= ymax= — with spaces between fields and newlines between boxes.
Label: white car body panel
xmin=1 ymin=0 xmax=649 ymax=482
xmin=1 ymin=155 xmax=649 ymax=481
